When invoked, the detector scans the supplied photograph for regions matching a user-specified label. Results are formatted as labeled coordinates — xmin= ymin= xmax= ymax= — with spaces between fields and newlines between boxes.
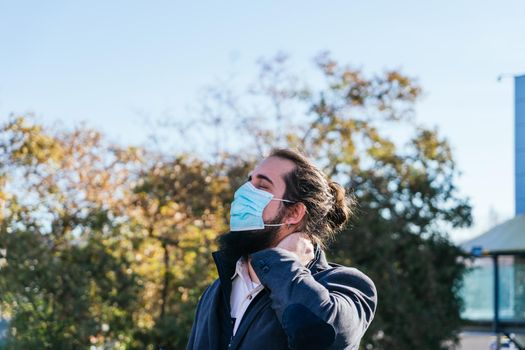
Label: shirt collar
xmin=231 ymin=257 xmax=260 ymax=289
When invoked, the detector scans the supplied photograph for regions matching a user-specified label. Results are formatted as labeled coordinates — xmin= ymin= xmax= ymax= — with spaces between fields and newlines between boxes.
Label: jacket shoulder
xmin=192 ymin=278 xmax=220 ymax=317
xmin=200 ymin=278 xmax=220 ymax=302
xmin=321 ymin=263 xmax=377 ymax=300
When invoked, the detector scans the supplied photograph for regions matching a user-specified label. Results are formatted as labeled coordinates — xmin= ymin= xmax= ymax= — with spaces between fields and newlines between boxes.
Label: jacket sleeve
xmin=185 ymin=292 xmax=202 ymax=350
xmin=249 ymin=247 xmax=377 ymax=350
xmin=186 ymin=282 xmax=213 ymax=350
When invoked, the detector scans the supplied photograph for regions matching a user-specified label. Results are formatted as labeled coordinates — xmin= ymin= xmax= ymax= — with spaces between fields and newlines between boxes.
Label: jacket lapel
xmin=228 ymin=290 xmax=272 ymax=350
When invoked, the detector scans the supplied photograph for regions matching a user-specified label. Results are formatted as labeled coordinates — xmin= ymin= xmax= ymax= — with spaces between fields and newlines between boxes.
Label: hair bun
xmin=326 ymin=181 xmax=351 ymax=232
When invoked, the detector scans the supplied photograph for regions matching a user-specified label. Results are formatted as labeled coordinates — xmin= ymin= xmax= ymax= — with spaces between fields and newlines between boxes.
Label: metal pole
xmin=493 ymin=254 xmax=500 ymax=350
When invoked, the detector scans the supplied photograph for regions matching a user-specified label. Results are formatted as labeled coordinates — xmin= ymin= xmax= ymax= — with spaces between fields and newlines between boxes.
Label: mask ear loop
xmin=273 ymin=198 xmax=297 ymax=230
xmin=266 ymin=198 xmax=298 ymax=228
xmin=271 ymin=198 xmax=296 ymax=204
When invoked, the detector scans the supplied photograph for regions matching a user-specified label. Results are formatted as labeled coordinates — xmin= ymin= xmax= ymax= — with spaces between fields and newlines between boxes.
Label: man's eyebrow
xmin=247 ymin=173 xmax=274 ymax=186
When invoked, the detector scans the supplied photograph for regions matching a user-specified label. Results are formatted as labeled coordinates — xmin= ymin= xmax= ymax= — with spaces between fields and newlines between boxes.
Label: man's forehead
xmin=251 ymin=156 xmax=295 ymax=183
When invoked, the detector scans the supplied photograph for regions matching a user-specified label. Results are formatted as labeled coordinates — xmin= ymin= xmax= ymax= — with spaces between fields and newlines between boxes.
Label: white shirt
xmin=230 ymin=258 xmax=265 ymax=335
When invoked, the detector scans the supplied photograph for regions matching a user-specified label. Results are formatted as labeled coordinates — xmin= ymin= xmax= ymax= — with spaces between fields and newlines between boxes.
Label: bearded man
xmin=186 ymin=149 xmax=377 ymax=350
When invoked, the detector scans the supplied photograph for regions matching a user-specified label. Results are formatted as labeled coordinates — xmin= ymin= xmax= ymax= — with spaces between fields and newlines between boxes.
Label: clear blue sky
xmin=1 ymin=1 xmax=524 ymax=242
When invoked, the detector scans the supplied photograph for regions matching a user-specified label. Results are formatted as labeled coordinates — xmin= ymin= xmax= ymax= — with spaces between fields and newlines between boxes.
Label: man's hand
xmin=276 ymin=232 xmax=315 ymax=266
xmin=247 ymin=232 xmax=315 ymax=284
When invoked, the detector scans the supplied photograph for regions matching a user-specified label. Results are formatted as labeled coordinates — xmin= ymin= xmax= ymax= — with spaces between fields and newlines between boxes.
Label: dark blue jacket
xmin=186 ymin=246 xmax=377 ymax=350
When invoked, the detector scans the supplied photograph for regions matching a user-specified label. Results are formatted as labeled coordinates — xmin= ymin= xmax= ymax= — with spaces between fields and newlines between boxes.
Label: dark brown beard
xmin=218 ymin=208 xmax=286 ymax=259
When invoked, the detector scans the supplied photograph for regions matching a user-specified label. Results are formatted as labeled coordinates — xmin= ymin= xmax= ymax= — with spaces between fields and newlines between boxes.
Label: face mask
xmin=229 ymin=182 xmax=296 ymax=232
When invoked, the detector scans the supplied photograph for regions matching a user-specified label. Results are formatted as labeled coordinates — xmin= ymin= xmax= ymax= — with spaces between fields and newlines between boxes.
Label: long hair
xmin=270 ymin=148 xmax=355 ymax=249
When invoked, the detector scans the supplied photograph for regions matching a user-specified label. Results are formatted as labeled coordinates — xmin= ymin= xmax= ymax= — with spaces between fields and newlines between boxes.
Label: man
xmin=187 ymin=149 xmax=377 ymax=350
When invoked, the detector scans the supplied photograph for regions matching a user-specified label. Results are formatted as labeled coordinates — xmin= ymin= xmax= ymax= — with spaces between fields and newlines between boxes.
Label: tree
xmin=0 ymin=116 xmax=144 ymax=349
xmin=126 ymin=155 xmax=228 ymax=349
xmin=0 ymin=116 xmax=253 ymax=349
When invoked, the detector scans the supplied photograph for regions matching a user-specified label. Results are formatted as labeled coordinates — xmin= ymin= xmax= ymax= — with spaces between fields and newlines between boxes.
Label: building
xmin=459 ymin=75 xmax=525 ymax=349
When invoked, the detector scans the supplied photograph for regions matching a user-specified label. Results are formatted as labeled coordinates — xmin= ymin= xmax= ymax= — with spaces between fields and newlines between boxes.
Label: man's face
xmin=248 ymin=156 xmax=295 ymax=224
xmin=218 ymin=156 xmax=296 ymax=257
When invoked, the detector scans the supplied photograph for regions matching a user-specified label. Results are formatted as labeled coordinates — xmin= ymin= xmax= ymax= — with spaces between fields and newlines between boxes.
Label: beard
xmin=218 ymin=208 xmax=286 ymax=259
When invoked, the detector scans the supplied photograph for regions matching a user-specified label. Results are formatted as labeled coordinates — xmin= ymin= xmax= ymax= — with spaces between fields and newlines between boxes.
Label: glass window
xmin=461 ymin=256 xmax=494 ymax=321
xmin=460 ymin=255 xmax=525 ymax=323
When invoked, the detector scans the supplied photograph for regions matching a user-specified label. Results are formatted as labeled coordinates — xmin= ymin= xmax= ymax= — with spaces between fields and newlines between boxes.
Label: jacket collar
xmin=212 ymin=249 xmax=239 ymax=314
xmin=212 ymin=243 xmax=330 ymax=283
xmin=306 ymin=244 xmax=330 ymax=273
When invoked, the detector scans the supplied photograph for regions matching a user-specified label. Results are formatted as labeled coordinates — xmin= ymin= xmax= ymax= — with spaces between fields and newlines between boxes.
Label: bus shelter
xmin=461 ymin=214 xmax=525 ymax=349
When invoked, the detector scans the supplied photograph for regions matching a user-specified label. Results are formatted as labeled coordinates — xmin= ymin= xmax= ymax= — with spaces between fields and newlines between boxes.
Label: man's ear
xmin=285 ymin=202 xmax=307 ymax=226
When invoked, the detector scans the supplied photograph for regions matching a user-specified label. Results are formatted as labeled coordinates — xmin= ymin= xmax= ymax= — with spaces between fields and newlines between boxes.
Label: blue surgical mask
xmin=229 ymin=182 xmax=296 ymax=231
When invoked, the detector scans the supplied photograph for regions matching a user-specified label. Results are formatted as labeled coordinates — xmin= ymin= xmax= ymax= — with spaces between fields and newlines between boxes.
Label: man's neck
xmin=246 ymin=257 xmax=261 ymax=284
